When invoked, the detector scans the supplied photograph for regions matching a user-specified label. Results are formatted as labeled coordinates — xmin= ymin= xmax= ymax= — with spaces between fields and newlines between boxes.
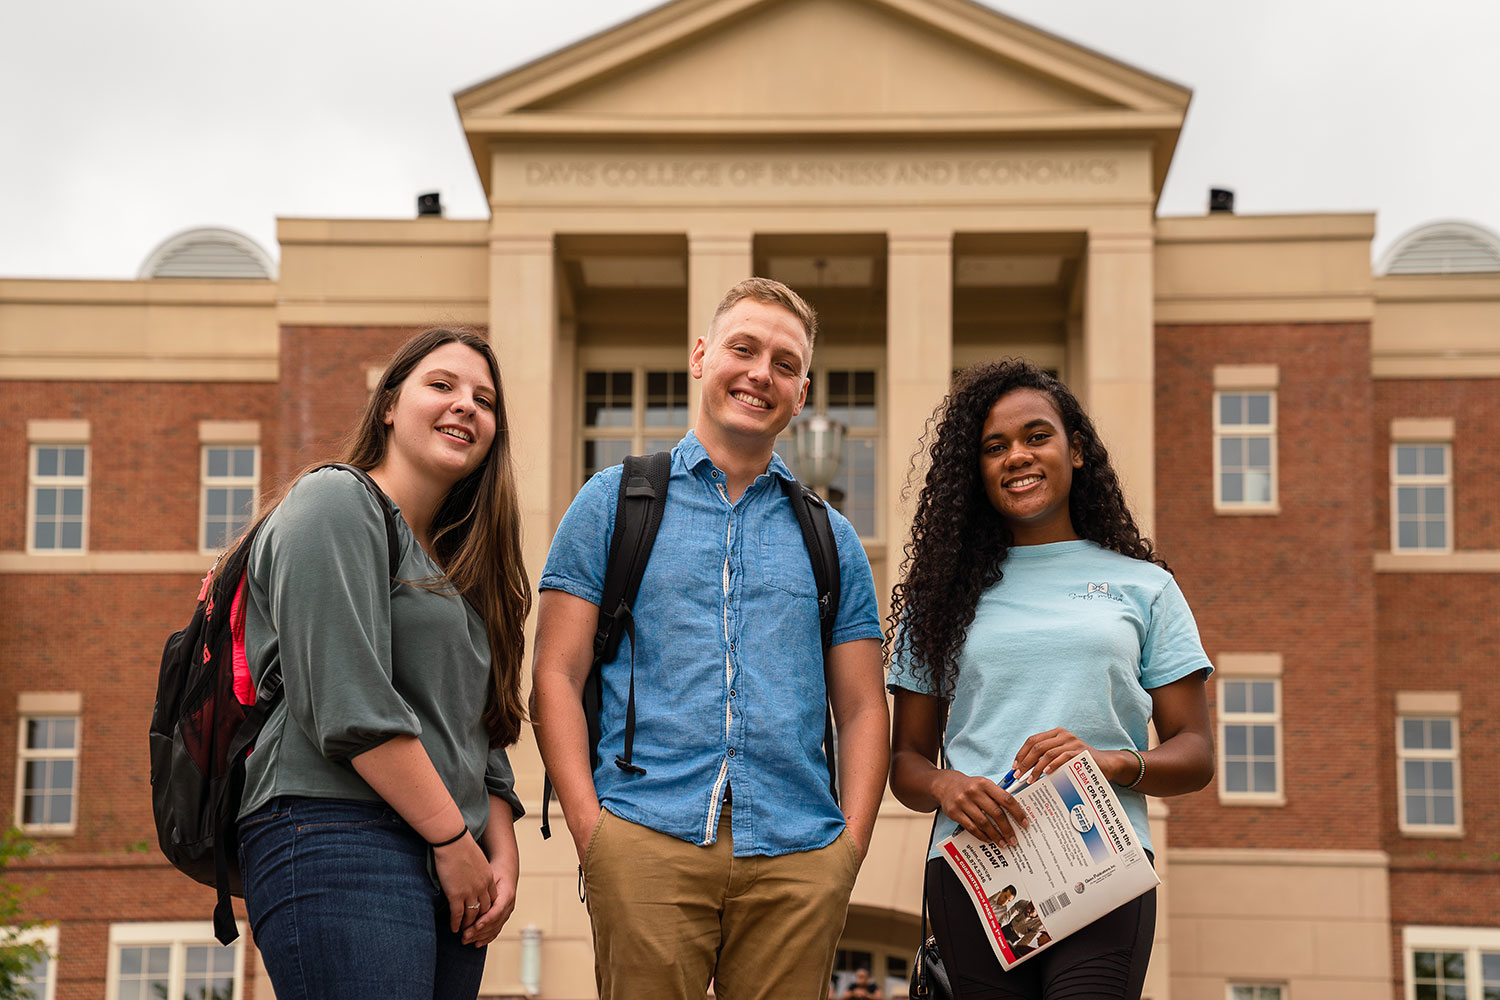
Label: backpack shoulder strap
xmin=780 ymin=476 xmax=843 ymax=801
xmin=320 ymin=463 xmax=402 ymax=579
xmin=251 ymin=465 xmax=402 ymax=708
xmin=594 ymin=452 xmax=670 ymax=774
xmin=540 ymin=452 xmax=670 ymax=840
xmin=596 ymin=451 xmax=671 ymax=667
xmin=779 ymin=477 xmax=841 ymax=651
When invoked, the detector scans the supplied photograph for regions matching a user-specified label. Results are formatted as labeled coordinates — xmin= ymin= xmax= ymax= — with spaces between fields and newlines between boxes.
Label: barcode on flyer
xmin=1039 ymin=892 xmax=1072 ymax=918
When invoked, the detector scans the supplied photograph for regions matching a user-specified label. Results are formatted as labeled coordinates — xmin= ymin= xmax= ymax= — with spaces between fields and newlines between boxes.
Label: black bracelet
xmin=429 ymin=827 xmax=469 ymax=848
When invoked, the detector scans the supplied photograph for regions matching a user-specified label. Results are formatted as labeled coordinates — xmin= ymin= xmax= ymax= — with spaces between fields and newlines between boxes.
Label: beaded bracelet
xmin=429 ymin=827 xmax=469 ymax=848
xmin=1122 ymin=747 xmax=1146 ymax=788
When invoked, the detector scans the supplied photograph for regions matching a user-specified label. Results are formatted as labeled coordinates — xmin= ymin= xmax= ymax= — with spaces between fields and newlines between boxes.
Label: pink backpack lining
xmin=229 ymin=577 xmax=255 ymax=706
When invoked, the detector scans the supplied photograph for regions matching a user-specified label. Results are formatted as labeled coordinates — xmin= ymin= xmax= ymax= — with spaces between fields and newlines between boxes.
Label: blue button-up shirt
xmin=539 ymin=432 xmax=882 ymax=856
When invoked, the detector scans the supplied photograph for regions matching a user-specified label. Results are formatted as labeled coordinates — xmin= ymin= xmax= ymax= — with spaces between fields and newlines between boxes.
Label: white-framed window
xmin=1218 ymin=676 xmax=1282 ymax=803
xmin=1214 ymin=390 xmax=1277 ymax=510
xmin=1392 ymin=443 xmax=1452 ymax=553
xmin=1398 ymin=715 xmax=1462 ymax=835
xmin=2 ymin=924 xmax=58 ymax=1000
xmin=106 ymin=922 xmax=243 ymax=1000
xmin=1403 ymin=925 xmax=1500 ymax=1000
xmin=200 ymin=445 xmax=258 ymax=553
xmin=779 ymin=367 xmax=880 ymax=538
xmin=1228 ymin=985 xmax=1284 ymax=1000
xmin=579 ymin=366 xmax=691 ymax=482
xmin=28 ymin=444 xmax=89 ymax=553
xmin=16 ymin=710 xmax=79 ymax=834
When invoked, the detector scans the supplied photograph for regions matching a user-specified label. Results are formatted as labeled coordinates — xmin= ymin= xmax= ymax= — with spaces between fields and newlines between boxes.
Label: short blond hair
xmin=709 ymin=277 xmax=819 ymax=354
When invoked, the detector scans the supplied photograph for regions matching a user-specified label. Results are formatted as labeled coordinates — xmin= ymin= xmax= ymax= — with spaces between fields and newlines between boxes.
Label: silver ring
xmin=467 ymin=903 xmax=482 ymax=910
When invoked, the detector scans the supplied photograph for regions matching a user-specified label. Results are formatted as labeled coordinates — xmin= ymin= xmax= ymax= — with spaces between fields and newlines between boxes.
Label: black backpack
xmin=148 ymin=464 xmax=399 ymax=944
xmin=540 ymin=451 xmax=842 ymax=839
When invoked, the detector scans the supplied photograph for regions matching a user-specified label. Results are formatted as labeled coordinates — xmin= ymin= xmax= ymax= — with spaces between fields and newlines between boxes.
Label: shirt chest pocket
xmin=757 ymin=520 xmax=820 ymax=598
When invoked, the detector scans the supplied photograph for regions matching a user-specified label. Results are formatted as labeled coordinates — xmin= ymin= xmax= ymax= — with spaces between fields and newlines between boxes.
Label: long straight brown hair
xmin=221 ymin=328 xmax=531 ymax=747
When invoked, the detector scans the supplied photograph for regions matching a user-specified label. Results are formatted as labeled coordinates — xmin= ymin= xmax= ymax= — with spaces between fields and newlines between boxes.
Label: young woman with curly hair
xmin=887 ymin=359 xmax=1214 ymax=999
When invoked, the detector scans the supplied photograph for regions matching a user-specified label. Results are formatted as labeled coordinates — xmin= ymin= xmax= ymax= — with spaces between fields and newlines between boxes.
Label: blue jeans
xmin=238 ymin=797 xmax=487 ymax=1000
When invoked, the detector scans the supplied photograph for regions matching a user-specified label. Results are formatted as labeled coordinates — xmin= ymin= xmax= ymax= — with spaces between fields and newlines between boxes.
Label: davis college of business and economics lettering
xmin=521 ymin=155 xmax=1120 ymax=190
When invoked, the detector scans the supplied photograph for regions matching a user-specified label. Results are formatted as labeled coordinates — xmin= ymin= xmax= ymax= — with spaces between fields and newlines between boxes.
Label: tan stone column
xmin=885 ymin=232 xmax=953 ymax=570
xmin=687 ymin=232 xmax=753 ymax=421
xmin=1082 ymin=229 xmax=1156 ymax=537
xmin=488 ymin=231 xmax=557 ymax=603
xmin=853 ymin=231 xmax=952 ymax=909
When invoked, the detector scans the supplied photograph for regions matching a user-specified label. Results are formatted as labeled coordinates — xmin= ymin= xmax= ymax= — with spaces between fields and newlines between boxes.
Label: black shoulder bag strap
xmin=540 ymin=451 xmax=670 ymax=840
xmin=912 ymin=730 xmax=954 ymax=1000
xmin=779 ymin=476 xmax=842 ymax=802
xmin=211 ymin=462 xmax=400 ymax=943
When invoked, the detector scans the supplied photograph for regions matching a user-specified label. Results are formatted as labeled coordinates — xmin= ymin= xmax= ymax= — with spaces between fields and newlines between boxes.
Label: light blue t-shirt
xmin=887 ymin=539 xmax=1212 ymax=858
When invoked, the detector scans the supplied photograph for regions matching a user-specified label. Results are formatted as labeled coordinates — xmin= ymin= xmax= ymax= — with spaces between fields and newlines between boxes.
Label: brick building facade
xmin=3 ymin=1 xmax=1498 ymax=998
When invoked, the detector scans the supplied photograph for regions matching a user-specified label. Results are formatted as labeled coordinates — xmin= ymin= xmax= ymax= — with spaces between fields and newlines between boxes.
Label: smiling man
xmin=531 ymin=278 xmax=888 ymax=1000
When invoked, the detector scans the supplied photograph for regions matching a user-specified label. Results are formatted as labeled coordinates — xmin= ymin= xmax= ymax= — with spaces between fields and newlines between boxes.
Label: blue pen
xmin=998 ymin=768 xmax=1018 ymax=790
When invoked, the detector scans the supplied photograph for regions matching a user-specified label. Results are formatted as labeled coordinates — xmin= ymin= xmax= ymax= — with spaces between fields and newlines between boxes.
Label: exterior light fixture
xmin=792 ymin=414 xmax=846 ymax=492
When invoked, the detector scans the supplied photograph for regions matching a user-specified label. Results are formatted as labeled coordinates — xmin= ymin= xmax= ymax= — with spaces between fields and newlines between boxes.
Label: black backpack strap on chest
xmin=596 ymin=451 xmax=671 ymax=776
xmin=779 ymin=476 xmax=842 ymax=802
xmin=539 ymin=451 xmax=670 ymax=840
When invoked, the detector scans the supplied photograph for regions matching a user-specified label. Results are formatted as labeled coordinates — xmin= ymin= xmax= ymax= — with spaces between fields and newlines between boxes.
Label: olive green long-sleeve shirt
xmin=238 ymin=468 xmax=522 ymax=837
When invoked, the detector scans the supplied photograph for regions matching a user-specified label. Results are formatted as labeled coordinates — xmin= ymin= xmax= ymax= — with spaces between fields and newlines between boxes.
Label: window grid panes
xmin=581 ymin=369 xmax=690 ymax=483
xmin=1214 ymin=391 xmax=1276 ymax=509
xmin=1412 ymin=949 xmax=1468 ymax=1000
xmin=201 ymin=445 xmax=258 ymax=553
xmin=110 ymin=929 xmax=241 ymax=1000
xmin=116 ymin=945 xmax=171 ymax=1000
xmin=1399 ymin=715 xmax=1462 ymax=833
xmin=6 ymin=926 xmax=56 ymax=1000
xmin=17 ymin=953 xmax=50 ymax=1000
xmin=779 ymin=369 xmax=879 ymax=539
xmin=182 ymin=943 xmax=237 ymax=1000
xmin=1229 ymin=985 xmax=1284 ymax=1000
xmin=30 ymin=444 xmax=88 ymax=552
xmin=17 ymin=715 xmax=78 ymax=832
xmin=1392 ymin=443 xmax=1452 ymax=553
xmin=1219 ymin=678 xmax=1280 ymax=800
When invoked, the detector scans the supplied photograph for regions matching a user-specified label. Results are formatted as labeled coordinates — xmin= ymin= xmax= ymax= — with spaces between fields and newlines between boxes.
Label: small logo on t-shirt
xmin=1070 ymin=582 xmax=1123 ymax=602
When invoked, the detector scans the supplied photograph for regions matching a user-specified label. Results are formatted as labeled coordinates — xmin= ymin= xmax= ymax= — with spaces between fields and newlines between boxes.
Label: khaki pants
xmin=582 ymin=808 xmax=861 ymax=1000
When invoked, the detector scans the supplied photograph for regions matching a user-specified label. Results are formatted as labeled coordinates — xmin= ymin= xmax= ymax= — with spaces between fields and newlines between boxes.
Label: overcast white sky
xmin=2 ymin=0 xmax=1496 ymax=279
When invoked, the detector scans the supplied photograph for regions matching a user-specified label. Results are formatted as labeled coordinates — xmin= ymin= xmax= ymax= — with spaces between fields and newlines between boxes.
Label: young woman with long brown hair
xmin=232 ymin=328 xmax=530 ymax=1000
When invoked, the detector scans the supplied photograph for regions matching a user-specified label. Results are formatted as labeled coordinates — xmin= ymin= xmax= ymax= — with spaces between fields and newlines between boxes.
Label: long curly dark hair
xmin=886 ymin=359 xmax=1166 ymax=697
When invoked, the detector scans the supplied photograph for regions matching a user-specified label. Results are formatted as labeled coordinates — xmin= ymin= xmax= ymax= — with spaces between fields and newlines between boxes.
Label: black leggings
xmin=925 ymin=857 xmax=1156 ymax=1000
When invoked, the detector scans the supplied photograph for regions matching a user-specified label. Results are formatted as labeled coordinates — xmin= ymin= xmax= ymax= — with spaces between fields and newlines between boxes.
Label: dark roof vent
xmin=417 ymin=192 xmax=443 ymax=217
xmin=1209 ymin=188 xmax=1235 ymax=214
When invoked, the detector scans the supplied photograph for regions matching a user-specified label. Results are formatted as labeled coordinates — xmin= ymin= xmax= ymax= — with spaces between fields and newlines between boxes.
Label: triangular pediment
xmin=457 ymin=0 xmax=1189 ymax=195
xmin=530 ymin=0 xmax=1116 ymax=118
